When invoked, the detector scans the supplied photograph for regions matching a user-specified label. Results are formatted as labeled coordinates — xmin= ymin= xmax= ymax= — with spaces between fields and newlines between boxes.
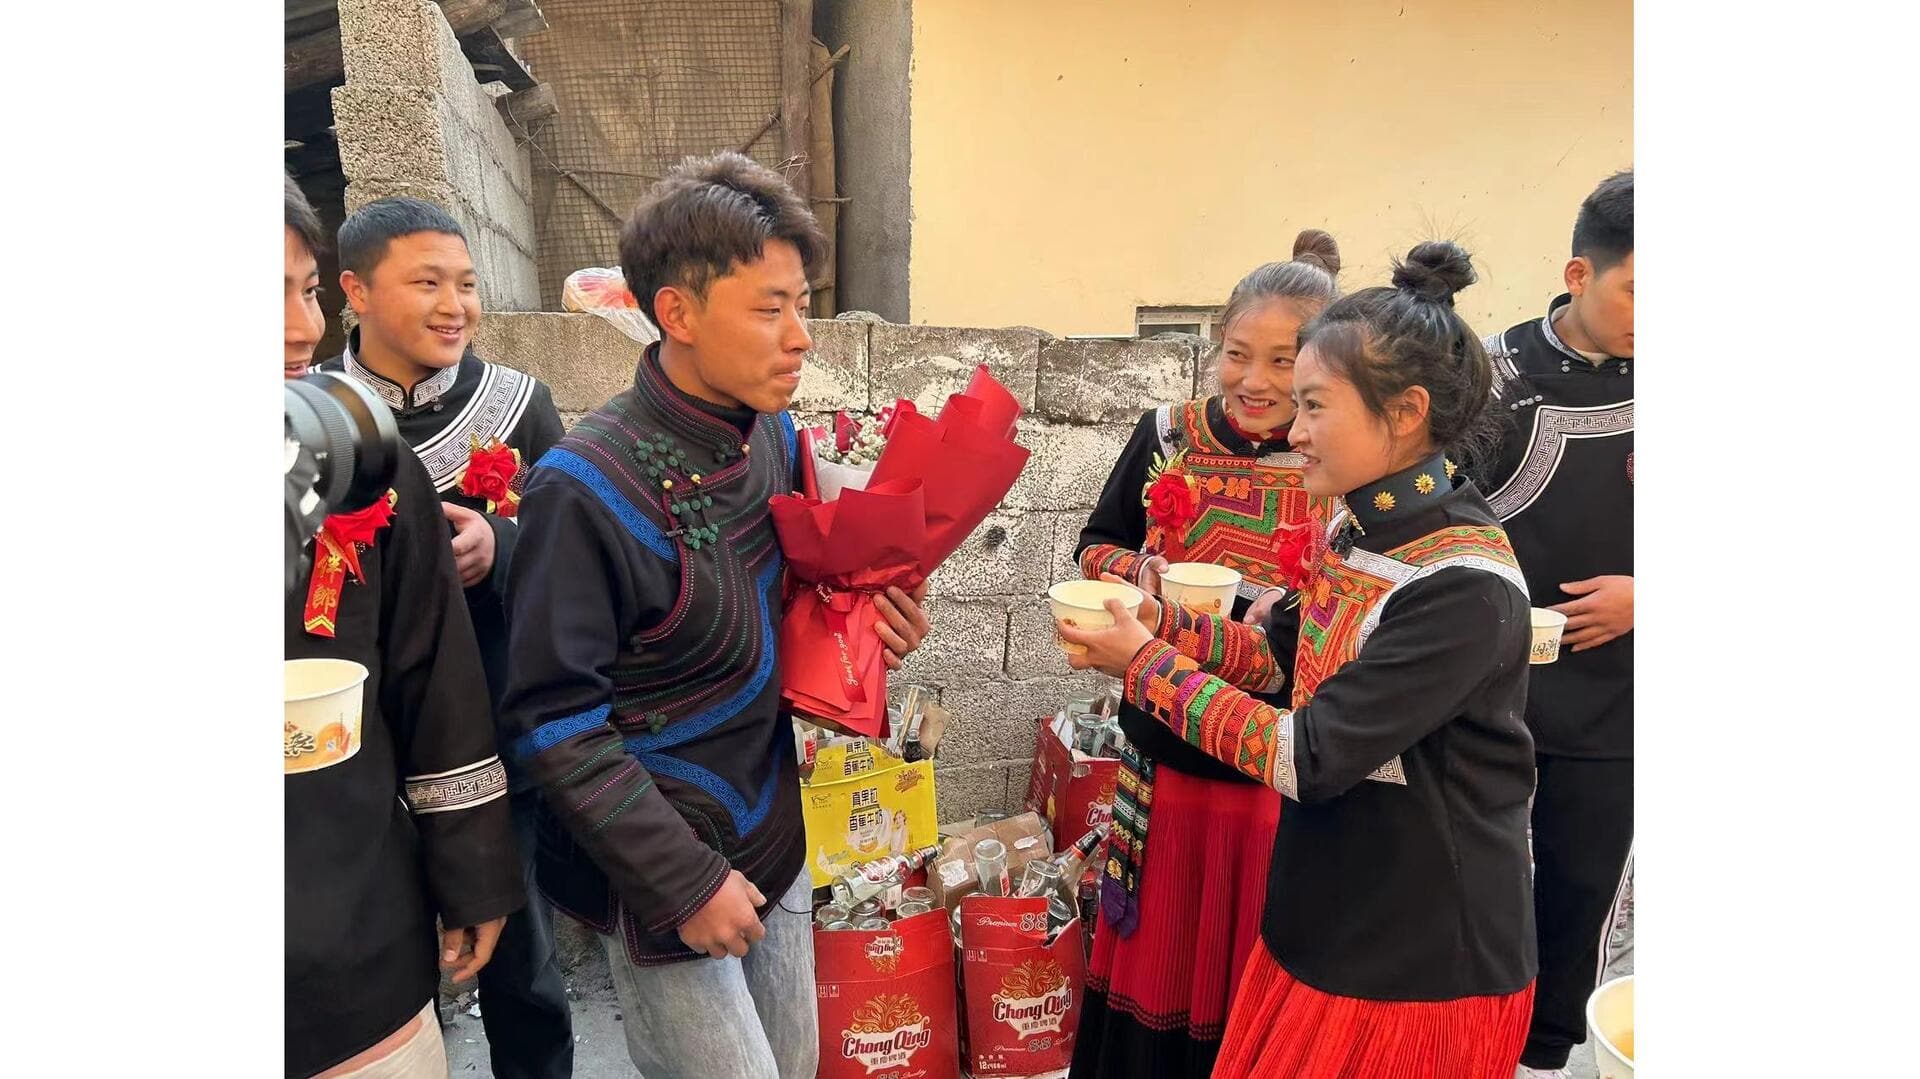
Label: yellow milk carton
xmin=803 ymin=737 xmax=939 ymax=887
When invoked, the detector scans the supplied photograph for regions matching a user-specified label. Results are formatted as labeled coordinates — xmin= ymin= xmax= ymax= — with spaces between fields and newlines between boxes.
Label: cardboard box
xmin=928 ymin=811 xmax=1053 ymax=909
xmin=805 ymin=738 xmax=940 ymax=888
xmin=815 ymin=909 xmax=961 ymax=1079
xmin=956 ymin=895 xmax=1086 ymax=1076
xmin=1023 ymin=716 xmax=1120 ymax=852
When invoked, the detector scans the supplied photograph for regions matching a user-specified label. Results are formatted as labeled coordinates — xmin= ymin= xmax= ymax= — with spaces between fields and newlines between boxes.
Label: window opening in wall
xmin=1137 ymin=305 xmax=1226 ymax=345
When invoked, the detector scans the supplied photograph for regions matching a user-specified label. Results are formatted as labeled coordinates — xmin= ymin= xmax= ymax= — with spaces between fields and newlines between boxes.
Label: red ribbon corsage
xmin=303 ymin=489 xmax=398 ymax=637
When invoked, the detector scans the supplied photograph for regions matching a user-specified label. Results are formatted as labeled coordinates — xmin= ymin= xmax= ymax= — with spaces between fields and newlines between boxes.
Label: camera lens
xmin=284 ymin=372 xmax=402 ymax=514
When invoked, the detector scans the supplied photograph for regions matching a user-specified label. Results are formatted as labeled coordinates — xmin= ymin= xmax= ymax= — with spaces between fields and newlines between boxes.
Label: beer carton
xmin=815 ymin=909 xmax=961 ymax=1079
xmin=1023 ymin=715 xmax=1119 ymax=852
xmin=956 ymin=895 xmax=1086 ymax=1076
xmin=805 ymin=737 xmax=940 ymax=888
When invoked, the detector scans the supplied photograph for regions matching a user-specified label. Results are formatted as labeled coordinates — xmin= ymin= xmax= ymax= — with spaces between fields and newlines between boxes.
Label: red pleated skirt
xmin=1214 ymin=940 xmax=1536 ymax=1079
xmin=1073 ymin=767 xmax=1279 ymax=1077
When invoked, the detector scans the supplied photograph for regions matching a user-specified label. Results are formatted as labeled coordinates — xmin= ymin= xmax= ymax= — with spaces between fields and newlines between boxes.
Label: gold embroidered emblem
xmin=1444 ymin=459 xmax=1458 ymax=479
xmin=1372 ymin=491 xmax=1397 ymax=512
xmin=1413 ymin=473 xmax=1436 ymax=495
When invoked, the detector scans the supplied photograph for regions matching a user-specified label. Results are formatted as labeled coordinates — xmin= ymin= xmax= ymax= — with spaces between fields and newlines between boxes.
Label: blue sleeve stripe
xmin=635 ymin=753 xmax=749 ymax=822
xmin=513 ymin=703 xmax=612 ymax=761
xmin=631 ymin=726 xmax=790 ymax=834
xmin=536 ymin=447 xmax=679 ymax=564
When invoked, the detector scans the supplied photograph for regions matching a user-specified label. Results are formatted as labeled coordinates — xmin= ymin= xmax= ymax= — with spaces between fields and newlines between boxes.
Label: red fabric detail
xmin=1085 ymin=768 xmax=1279 ymax=1040
xmin=1214 ymin=942 xmax=1535 ymax=1078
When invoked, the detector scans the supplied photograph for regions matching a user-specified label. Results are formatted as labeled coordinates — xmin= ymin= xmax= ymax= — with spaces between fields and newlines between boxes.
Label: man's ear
xmin=1564 ymin=256 xmax=1593 ymax=298
xmin=653 ymin=285 xmax=699 ymax=347
xmin=340 ymin=269 xmax=370 ymax=316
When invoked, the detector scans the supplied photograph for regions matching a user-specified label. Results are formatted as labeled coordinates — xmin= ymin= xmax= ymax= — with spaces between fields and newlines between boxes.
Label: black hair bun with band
xmin=1390 ymin=241 xmax=1477 ymax=305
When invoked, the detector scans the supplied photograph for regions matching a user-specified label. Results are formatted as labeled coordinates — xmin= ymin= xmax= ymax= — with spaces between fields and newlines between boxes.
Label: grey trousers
xmin=601 ymin=872 xmax=818 ymax=1079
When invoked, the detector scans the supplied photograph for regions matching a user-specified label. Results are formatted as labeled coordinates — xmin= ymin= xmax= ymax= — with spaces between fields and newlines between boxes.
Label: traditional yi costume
xmin=285 ymin=449 xmax=522 ymax=1079
xmin=1122 ymin=452 xmax=1539 ymax=1078
xmin=1072 ymin=396 xmax=1334 ymax=1077
xmin=325 ymin=330 xmax=574 ymax=1078
xmin=498 ymin=346 xmax=818 ymax=1076
xmin=1482 ymin=296 xmax=1635 ymax=1072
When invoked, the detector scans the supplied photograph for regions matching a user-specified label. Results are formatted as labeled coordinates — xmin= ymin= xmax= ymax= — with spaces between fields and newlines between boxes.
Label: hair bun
xmin=1291 ymin=228 xmax=1342 ymax=278
xmin=1391 ymin=240 xmax=1476 ymax=304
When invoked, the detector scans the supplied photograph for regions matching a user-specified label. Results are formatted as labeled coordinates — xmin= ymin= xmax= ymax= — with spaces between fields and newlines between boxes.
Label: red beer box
xmin=816 ymin=909 xmax=962 ymax=1079
xmin=957 ymin=895 xmax=1086 ymax=1076
xmin=1024 ymin=715 xmax=1119 ymax=852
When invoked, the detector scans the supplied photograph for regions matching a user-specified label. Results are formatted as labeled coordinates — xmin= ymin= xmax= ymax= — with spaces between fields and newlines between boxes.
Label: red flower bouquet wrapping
xmin=772 ymin=366 xmax=1031 ymax=735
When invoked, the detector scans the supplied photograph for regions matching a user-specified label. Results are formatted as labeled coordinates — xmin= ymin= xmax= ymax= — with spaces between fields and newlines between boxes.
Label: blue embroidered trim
xmin=615 ymin=557 xmax=784 ymax=832
xmin=776 ymin=411 xmax=797 ymax=468
xmin=536 ymin=447 xmax=678 ymax=564
xmin=624 ymin=558 xmax=781 ymax=755
xmin=634 ymin=731 xmax=788 ymax=833
xmin=513 ymin=703 xmax=612 ymax=761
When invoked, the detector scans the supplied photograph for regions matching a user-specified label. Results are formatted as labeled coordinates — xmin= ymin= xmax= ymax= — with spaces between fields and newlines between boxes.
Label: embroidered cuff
xmin=1163 ymin=605 xmax=1283 ymax=694
xmin=1124 ymin=639 xmax=1179 ymax=709
xmin=405 ymin=756 xmax=511 ymax=815
xmin=1127 ymin=640 xmax=1301 ymax=797
xmin=1080 ymin=543 xmax=1144 ymax=586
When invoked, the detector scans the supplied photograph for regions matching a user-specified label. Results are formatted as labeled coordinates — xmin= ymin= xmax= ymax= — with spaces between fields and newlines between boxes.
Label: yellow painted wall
xmin=909 ymin=0 xmax=1632 ymax=338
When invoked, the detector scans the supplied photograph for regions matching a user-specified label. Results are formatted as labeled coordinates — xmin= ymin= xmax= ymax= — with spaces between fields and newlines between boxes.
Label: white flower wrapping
xmin=814 ymin=413 xmax=888 ymax=501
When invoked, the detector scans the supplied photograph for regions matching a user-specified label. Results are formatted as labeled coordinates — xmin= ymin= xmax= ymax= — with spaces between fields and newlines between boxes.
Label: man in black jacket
xmin=285 ymin=174 xmax=522 ymax=1079
xmin=1480 ymin=170 xmax=1635 ymax=1079
xmin=322 ymin=196 xmax=573 ymax=1079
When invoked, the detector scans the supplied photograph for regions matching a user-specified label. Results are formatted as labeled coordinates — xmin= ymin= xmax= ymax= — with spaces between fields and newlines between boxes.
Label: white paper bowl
xmin=284 ymin=658 xmax=369 ymax=775
xmin=1047 ymin=580 xmax=1145 ymax=654
xmin=1160 ymin=562 xmax=1242 ymax=616
xmin=1530 ymin=608 xmax=1569 ymax=664
xmin=1587 ymin=974 xmax=1633 ymax=1077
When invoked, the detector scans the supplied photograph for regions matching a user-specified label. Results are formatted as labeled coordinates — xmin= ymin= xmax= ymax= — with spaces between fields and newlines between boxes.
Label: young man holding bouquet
xmin=320 ymin=196 xmax=573 ymax=1079
xmin=498 ymin=152 xmax=933 ymax=1079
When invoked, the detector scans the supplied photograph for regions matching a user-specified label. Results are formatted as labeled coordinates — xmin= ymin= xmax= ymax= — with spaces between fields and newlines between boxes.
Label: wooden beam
xmin=495 ymin=83 xmax=557 ymax=129
xmin=284 ymin=0 xmax=509 ymax=92
xmin=777 ymin=0 xmax=815 ymax=200
xmin=285 ymin=0 xmax=339 ymax=40
xmin=285 ymin=24 xmax=343 ymax=92
xmin=492 ymin=0 xmax=548 ymax=40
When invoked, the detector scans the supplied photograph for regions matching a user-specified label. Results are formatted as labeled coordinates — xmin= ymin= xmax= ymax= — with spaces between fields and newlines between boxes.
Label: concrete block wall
xmin=473 ymin=312 xmax=1216 ymax=822
xmin=333 ymin=0 xmax=540 ymax=310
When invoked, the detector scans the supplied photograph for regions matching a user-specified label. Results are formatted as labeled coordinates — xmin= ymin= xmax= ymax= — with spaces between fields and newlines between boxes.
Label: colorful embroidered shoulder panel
xmin=1144 ymin=399 xmax=1333 ymax=595
xmin=1291 ymin=525 xmax=1522 ymax=709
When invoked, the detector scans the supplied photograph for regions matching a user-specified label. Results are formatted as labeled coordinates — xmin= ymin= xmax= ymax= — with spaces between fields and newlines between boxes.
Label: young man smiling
xmin=499 ymin=152 xmax=933 ymax=1079
xmin=321 ymin=197 xmax=572 ymax=1079
xmin=284 ymin=175 xmax=521 ymax=1079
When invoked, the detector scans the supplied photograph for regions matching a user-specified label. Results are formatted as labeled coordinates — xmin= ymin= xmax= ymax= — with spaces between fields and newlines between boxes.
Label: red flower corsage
xmin=460 ymin=436 xmax=523 ymax=518
xmin=1145 ymin=469 xmax=1199 ymax=537
xmin=1271 ymin=519 xmax=1329 ymax=596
